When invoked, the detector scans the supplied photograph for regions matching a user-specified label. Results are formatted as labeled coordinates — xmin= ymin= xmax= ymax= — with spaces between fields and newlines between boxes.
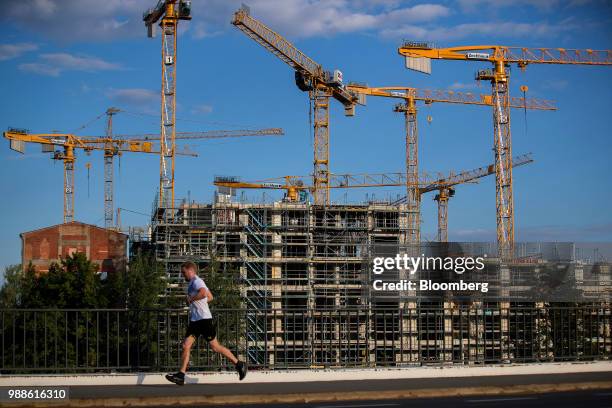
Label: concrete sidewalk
xmin=1 ymin=362 xmax=611 ymax=407
xmin=1 ymin=361 xmax=611 ymax=386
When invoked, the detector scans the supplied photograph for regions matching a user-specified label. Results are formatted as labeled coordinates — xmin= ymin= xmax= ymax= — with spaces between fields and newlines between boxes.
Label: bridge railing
xmin=0 ymin=305 xmax=610 ymax=373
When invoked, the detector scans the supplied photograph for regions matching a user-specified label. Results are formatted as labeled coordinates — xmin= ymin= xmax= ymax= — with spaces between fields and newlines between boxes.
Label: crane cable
xmin=86 ymin=162 xmax=91 ymax=198
xmin=117 ymin=207 xmax=150 ymax=217
xmin=308 ymin=93 xmax=313 ymax=149
xmin=71 ymin=111 xmax=106 ymax=134
xmin=120 ymin=109 xmax=259 ymax=129
xmin=520 ymin=85 xmax=529 ymax=138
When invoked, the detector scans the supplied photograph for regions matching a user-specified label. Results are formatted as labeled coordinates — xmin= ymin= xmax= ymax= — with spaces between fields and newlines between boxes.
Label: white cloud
xmin=0 ymin=0 xmax=596 ymax=44
xmin=1 ymin=0 xmax=451 ymax=41
xmin=106 ymin=88 xmax=157 ymax=106
xmin=18 ymin=62 xmax=60 ymax=76
xmin=41 ymin=53 xmax=121 ymax=71
xmin=381 ymin=20 xmax=574 ymax=40
xmin=18 ymin=52 xmax=121 ymax=76
xmin=228 ymin=1 xmax=450 ymax=38
xmin=458 ymin=0 xmax=561 ymax=12
xmin=384 ymin=4 xmax=450 ymax=24
xmin=191 ymin=104 xmax=213 ymax=115
xmin=451 ymin=21 xmax=567 ymax=37
xmin=2 ymin=0 xmax=148 ymax=41
xmin=0 ymin=42 xmax=38 ymax=61
xmin=458 ymin=0 xmax=605 ymax=13
xmin=192 ymin=22 xmax=224 ymax=40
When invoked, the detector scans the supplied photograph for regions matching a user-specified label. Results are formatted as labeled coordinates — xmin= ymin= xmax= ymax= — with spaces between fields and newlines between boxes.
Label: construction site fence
xmin=0 ymin=304 xmax=610 ymax=374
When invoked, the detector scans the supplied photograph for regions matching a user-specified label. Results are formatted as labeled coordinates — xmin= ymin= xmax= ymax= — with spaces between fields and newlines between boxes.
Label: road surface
xmin=175 ymin=390 xmax=612 ymax=407
xmin=59 ymin=371 xmax=612 ymax=398
xmin=2 ymin=370 xmax=611 ymax=406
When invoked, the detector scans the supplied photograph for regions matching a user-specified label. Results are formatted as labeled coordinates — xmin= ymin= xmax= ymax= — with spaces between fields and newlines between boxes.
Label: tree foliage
xmin=123 ymin=250 xmax=166 ymax=309
xmin=200 ymin=252 xmax=242 ymax=311
xmin=0 ymin=251 xmax=165 ymax=309
xmin=0 ymin=264 xmax=22 ymax=308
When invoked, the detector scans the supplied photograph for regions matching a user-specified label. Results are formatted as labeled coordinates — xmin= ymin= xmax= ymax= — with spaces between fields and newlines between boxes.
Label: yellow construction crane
xmin=232 ymin=6 xmax=358 ymax=205
xmin=345 ymin=83 xmax=554 ymax=244
xmin=215 ymin=153 xmax=533 ymax=242
xmin=392 ymin=153 xmax=534 ymax=242
xmin=99 ymin=106 xmax=283 ymax=229
xmin=143 ymin=0 xmax=191 ymax=209
xmin=116 ymin=128 xmax=284 ymax=142
xmin=398 ymin=43 xmax=612 ymax=258
xmin=4 ymin=128 xmax=196 ymax=223
xmin=232 ymin=6 xmax=555 ymax=229
xmin=214 ymin=172 xmax=411 ymax=203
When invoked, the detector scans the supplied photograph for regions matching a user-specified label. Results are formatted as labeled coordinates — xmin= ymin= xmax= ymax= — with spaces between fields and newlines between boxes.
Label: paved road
xmin=173 ymin=390 xmax=612 ymax=407
xmin=59 ymin=371 xmax=612 ymax=399
xmin=2 ymin=371 xmax=611 ymax=406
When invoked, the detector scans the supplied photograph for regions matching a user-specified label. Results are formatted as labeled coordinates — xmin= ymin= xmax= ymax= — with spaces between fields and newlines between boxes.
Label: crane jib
xmin=233 ymin=7 xmax=356 ymax=108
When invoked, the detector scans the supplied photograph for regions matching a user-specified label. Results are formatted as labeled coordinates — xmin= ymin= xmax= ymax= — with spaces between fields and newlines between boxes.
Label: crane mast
xmin=144 ymin=0 xmax=191 ymax=209
xmin=345 ymin=84 xmax=554 ymax=245
xmin=396 ymin=99 xmax=420 ymax=243
xmin=311 ymin=90 xmax=329 ymax=206
xmin=232 ymin=6 xmax=356 ymax=205
xmin=490 ymin=62 xmax=513 ymax=260
xmin=434 ymin=187 xmax=453 ymax=243
xmin=160 ymin=12 xmax=177 ymax=210
xmin=104 ymin=107 xmax=120 ymax=229
xmin=62 ymin=146 xmax=75 ymax=223
xmin=398 ymin=43 xmax=611 ymax=259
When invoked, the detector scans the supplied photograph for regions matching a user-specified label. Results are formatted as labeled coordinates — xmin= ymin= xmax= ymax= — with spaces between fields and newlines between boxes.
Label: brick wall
xmin=21 ymin=222 xmax=127 ymax=274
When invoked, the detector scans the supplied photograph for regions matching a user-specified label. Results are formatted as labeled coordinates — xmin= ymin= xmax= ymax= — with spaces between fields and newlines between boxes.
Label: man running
xmin=166 ymin=261 xmax=247 ymax=385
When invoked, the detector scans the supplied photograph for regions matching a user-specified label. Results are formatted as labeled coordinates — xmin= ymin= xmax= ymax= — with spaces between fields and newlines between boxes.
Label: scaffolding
xmin=145 ymin=196 xmax=610 ymax=367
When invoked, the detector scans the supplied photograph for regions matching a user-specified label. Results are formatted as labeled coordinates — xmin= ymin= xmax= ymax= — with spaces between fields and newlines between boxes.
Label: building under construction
xmin=140 ymin=192 xmax=611 ymax=367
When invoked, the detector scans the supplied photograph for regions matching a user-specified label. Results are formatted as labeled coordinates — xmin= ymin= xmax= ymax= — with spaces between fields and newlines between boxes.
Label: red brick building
xmin=20 ymin=221 xmax=128 ymax=274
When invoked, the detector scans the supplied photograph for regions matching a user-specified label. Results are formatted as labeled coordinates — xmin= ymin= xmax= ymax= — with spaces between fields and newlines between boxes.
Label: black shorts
xmin=185 ymin=318 xmax=216 ymax=342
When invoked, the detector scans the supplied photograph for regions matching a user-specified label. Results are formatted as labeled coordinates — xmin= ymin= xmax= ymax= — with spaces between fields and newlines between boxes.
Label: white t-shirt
xmin=187 ymin=276 xmax=212 ymax=321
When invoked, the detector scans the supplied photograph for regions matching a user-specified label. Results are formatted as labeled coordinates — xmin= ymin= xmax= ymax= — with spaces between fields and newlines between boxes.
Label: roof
xmin=20 ymin=221 xmax=128 ymax=238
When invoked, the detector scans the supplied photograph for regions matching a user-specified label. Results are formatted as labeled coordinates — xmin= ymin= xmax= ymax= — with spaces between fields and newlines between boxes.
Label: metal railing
xmin=0 ymin=304 xmax=609 ymax=373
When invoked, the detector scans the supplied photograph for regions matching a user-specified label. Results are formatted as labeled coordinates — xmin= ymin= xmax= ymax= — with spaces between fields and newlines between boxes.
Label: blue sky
xmin=1 ymin=0 xmax=611 ymax=278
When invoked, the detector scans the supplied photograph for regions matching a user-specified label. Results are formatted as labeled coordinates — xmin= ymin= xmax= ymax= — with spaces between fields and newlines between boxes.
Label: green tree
xmin=102 ymin=264 xmax=128 ymax=308
xmin=0 ymin=264 xmax=22 ymax=307
xmin=201 ymin=253 xmax=242 ymax=310
xmin=125 ymin=250 xmax=165 ymax=309
xmin=0 ymin=251 xmax=166 ymax=310
xmin=30 ymin=252 xmax=104 ymax=308
xmin=51 ymin=252 xmax=103 ymax=308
